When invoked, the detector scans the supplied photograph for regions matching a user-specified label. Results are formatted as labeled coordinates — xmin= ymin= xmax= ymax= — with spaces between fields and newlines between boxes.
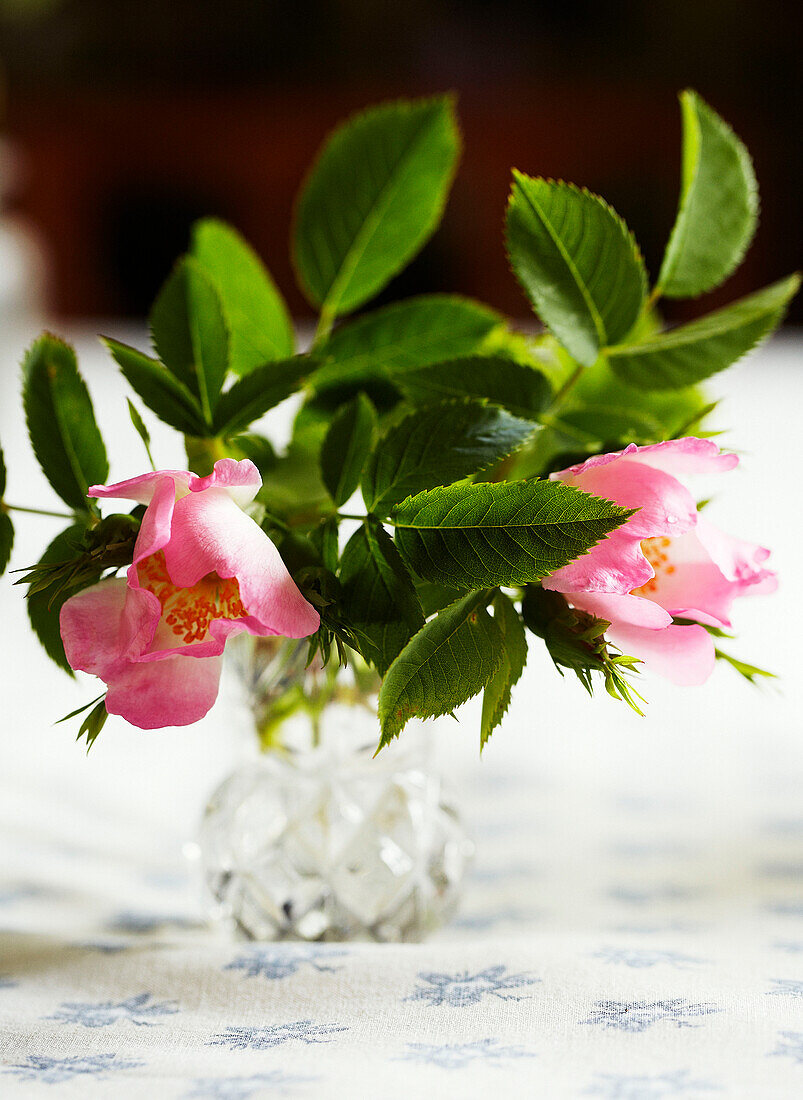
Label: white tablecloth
xmin=1 ymin=323 xmax=801 ymax=1098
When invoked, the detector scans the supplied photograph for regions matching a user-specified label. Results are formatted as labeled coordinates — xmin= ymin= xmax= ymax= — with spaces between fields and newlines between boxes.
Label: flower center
xmin=138 ymin=550 xmax=247 ymax=644
xmin=631 ymin=536 xmax=676 ymax=597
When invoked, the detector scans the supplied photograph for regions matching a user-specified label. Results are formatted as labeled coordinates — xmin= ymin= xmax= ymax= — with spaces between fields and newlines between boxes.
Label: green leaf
xmin=27 ymin=523 xmax=99 ymax=675
xmin=557 ymin=402 xmax=663 ymax=443
xmin=397 ymin=355 xmax=551 ymax=419
xmin=363 ymin=401 xmax=536 ymax=516
xmin=228 ymin=433 xmax=277 ymax=474
xmin=104 ymin=337 xmax=208 ymax=436
xmin=714 ymin=646 xmax=776 ymax=684
xmin=126 ymin=399 xmax=155 ymax=468
xmin=393 ymin=479 xmax=632 ymax=589
xmin=310 ymin=515 xmax=339 ymax=573
xmin=293 ymin=96 xmax=460 ymax=318
xmin=481 ymin=593 xmax=528 ymax=749
xmin=657 ymin=90 xmax=758 ymax=298
xmin=55 ymin=691 xmax=107 ymax=725
xmin=22 ymin=335 xmax=109 ymax=512
xmin=212 ymin=357 xmax=311 ymax=437
xmin=377 ymin=590 xmax=502 ymax=747
xmin=258 ymin=437 xmax=330 ymax=519
xmin=521 ymin=585 xmax=646 ymax=715
xmin=0 ymin=512 xmax=13 ymax=576
xmin=340 ymin=520 xmax=424 ymax=674
xmin=0 ymin=437 xmax=11 ymax=574
xmin=191 ymin=218 xmax=294 ymax=373
xmin=607 ymin=275 xmax=800 ymax=390
xmin=505 ymin=174 xmax=647 ymax=365
xmin=311 ymin=294 xmax=503 ymax=391
xmin=320 ymin=393 xmax=377 ymax=506
xmin=415 ymin=579 xmax=465 ymax=617
xmin=149 ymin=257 xmax=229 ymax=418
xmin=77 ymin=698 xmax=108 ymax=750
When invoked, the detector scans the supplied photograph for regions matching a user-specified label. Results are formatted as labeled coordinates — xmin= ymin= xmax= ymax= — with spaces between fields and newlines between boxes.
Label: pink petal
xmin=61 ymin=577 xmax=161 ymax=677
xmin=562 ymin=457 xmax=698 ymax=540
xmin=552 ymin=438 xmax=738 ymax=480
xmin=60 ymin=578 xmax=131 ymax=679
xmin=544 ymin=527 xmax=654 ymax=595
xmin=564 ymin=590 xmax=673 ymax=629
xmin=131 ymin=476 xmax=179 ymax=565
xmin=104 ymin=651 xmax=224 ymax=729
xmin=89 ymin=470 xmax=192 ymax=505
xmin=162 ymin=488 xmax=320 ymax=638
xmin=629 ymin=437 xmax=739 ymax=477
xmin=634 ymin=526 xmax=776 ymax=629
xmin=189 ymin=458 xmax=262 ymax=508
xmin=695 ymin=519 xmax=778 ymax=595
xmin=607 ymin=621 xmax=716 ymax=686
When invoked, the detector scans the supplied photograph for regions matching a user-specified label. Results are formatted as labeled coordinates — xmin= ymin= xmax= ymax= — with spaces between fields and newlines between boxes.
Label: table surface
xmin=1 ymin=322 xmax=802 ymax=1099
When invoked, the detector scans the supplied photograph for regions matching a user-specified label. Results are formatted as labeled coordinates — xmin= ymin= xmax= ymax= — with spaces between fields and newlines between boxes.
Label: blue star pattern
xmin=76 ymin=941 xmax=129 ymax=954
xmin=107 ymin=910 xmax=201 ymax=934
xmin=185 ymin=1072 xmax=317 ymax=1098
xmin=584 ymin=1069 xmax=720 ymax=1098
xmin=399 ymin=1039 xmax=536 ymax=1069
xmin=224 ymin=945 xmax=347 ymax=980
xmin=406 ymin=966 xmax=540 ymax=1007
xmin=774 ymin=941 xmax=803 ymax=954
xmin=766 ymin=901 xmax=803 ymax=919
xmin=453 ymin=908 xmax=536 ymax=931
xmin=769 ymin=1031 xmax=803 ymax=1065
xmin=582 ymin=999 xmax=719 ymax=1032
xmin=45 ymin=992 xmax=179 ymax=1027
xmin=208 ymin=1021 xmax=348 ymax=1050
xmin=766 ymin=980 xmax=803 ymax=999
xmin=757 ymin=861 xmax=803 ymax=878
xmin=4 ymin=1054 xmax=143 ymax=1084
xmin=609 ymin=885 xmax=696 ymax=907
xmin=0 ymin=884 xmax=42 ymax=906
xmin=0 ymin=975 xmax=17 ymax=988
xmin=592 ymin=947 xmax=706 ymax=969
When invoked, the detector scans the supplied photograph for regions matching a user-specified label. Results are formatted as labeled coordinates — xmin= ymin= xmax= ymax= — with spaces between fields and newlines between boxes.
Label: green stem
xmin=538 ymin=413 xmax=598 ymax=445
xmin=312 ymin=304 xmax=337 ymax=349
xmin=646 ymin=285 xmax=662 ymax=311
xmin=4 ymin=503 xmax=75 ymax=520
xmin=184 ymin=435 xmax=230 ymax=477
xmin=549 ymin=362 xmax=584 ymax=410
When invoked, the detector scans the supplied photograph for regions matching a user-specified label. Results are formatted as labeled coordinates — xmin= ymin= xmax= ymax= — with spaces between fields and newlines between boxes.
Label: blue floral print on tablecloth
xmin=4 ymin=1054 xmax=143 ymax=1085
xmin=224 ymin=944 xmax=347 ymax=980
xmin=582 ymin=999 xmax=720 ymax=1032
xmin=769 ymin=1032 xmax=803 ymax=1065
xmin=208 ymin=1021 xmax=348 ymax=1050
xmin=584 ymin=1069 xmax=720 ymax=1098
xmin=45 ymin=991 xmax=178 ymax=1026
xmin=185 ymin=1072 xmax=317 ymax=1098
xmin=406 ymin=966 xmax=539 ymax=1007
xmin=399 ymin=1039 xmax=536 ymax=1069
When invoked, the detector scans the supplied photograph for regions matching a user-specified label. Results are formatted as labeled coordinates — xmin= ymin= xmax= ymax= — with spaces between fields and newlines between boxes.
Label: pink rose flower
xmin=60 ymin=459 xmax=320 ymax=729
xmin=543 ymin=438 xmax=777 ymax=685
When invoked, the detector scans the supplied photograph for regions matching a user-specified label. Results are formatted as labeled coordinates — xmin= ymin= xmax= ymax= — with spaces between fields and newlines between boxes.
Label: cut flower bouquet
xmin=0 ymin=90 xmax=795 ymax=754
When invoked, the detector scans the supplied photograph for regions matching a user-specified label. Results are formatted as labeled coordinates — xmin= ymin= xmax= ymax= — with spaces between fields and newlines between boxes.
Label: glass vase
xmin=197 ymin=636 xmax=474 ymax=942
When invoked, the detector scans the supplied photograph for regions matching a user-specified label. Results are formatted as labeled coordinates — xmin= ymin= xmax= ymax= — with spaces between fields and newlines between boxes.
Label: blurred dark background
xmin=0 ymin=0 xmax=800 ymax=323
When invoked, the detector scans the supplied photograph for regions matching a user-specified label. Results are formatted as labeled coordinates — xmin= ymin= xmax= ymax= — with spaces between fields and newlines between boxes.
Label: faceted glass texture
xmin=197 ymin=638 xmax=473 ymax=942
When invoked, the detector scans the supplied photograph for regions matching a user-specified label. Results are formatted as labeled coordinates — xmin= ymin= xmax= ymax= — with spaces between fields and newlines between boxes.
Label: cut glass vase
xmin=198 ymin=636 xmax=474 ymax=942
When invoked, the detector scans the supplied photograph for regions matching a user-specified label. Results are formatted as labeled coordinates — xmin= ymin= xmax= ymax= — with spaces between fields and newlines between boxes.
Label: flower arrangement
xmin=0 ymin=91 xmax=796 ymax=752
